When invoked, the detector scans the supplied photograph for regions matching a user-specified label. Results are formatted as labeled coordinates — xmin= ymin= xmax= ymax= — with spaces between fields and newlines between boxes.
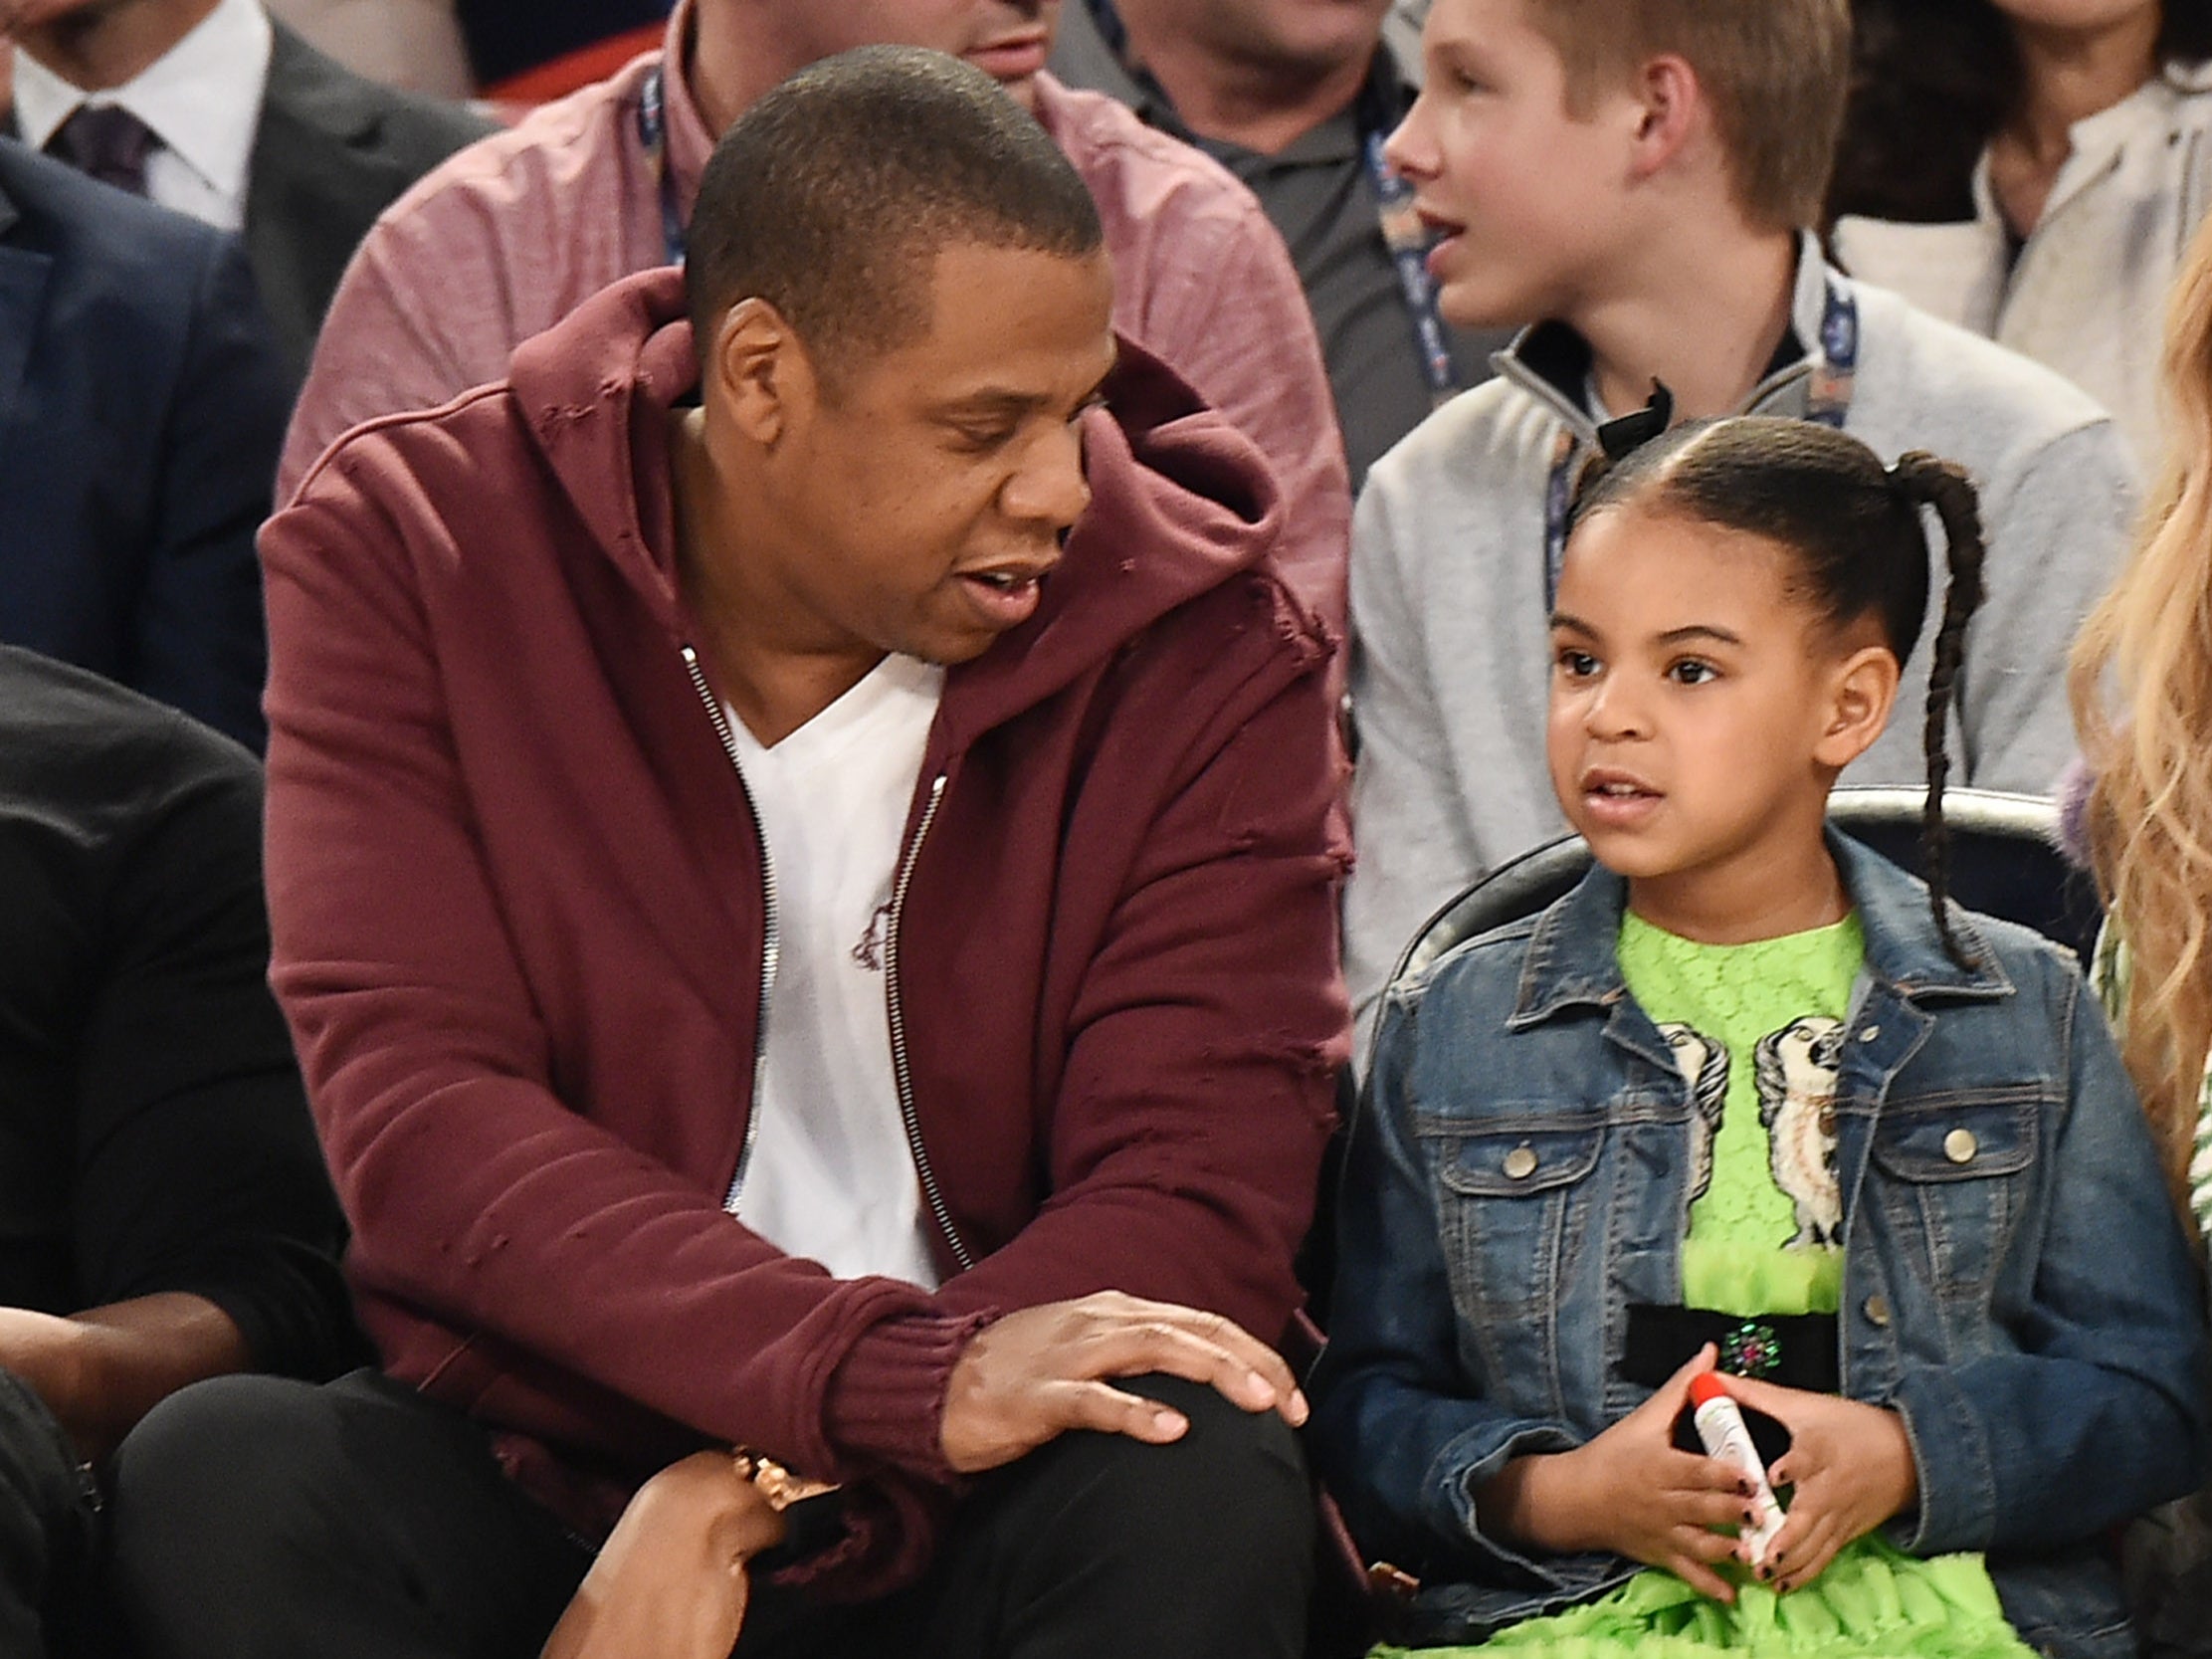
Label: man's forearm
xmin=0 ymin=1294 xmax=252 ymax=1462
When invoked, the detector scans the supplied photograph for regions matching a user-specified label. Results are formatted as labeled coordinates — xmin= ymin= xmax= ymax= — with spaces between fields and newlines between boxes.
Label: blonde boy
xmin=1343 ymin=0 xmax=2138 ymax=1041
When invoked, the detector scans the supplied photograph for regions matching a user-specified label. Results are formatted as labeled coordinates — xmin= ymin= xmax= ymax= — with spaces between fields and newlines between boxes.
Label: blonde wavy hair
xmin=2070 ymin=208 xmax=2212 ymax=1200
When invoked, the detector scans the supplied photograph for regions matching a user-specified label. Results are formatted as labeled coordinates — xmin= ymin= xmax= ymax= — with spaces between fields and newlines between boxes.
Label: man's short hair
xmin=1522 ymin=0 xmax=1849 ymax=232
xmin=685 ymin=46 xmax=1106 ymax=376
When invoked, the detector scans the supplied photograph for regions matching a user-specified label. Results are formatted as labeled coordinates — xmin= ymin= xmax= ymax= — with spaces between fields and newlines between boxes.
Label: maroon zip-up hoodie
xmin=262 ymin=269 xmax=1349 ymax=1581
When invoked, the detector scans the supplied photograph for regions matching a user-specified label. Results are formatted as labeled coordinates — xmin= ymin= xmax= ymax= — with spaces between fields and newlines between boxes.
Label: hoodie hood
xmin=505 ymin=267 xmax=697 ymax=627
xmin=503 ymin=267 xmax=1305 ymax=749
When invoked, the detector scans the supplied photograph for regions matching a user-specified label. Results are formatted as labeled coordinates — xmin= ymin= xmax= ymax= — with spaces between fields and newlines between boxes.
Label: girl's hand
xmin=1722 ymin=1374 xmax=1918 ymax=1592
xmin=1484 ymin=1346 xmax=1752 ymax=1603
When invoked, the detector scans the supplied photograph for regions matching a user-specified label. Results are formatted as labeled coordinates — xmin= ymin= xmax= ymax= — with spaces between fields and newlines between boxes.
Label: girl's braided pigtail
xmin=1889 ymin=452 xmax=1987 ymax=967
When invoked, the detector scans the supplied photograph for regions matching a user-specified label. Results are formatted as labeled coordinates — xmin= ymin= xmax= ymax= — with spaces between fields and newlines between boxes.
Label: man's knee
xmin=1000 ymin=1371 xmax=1315 ymax=1570
xmin=937 ymin=1372 xmax=1315 ymax=1655
xmin=105 ymin=1372 xmax=341 ymax=1622
xmin=108 ymin=1370 xmax=445 ymax=1655
xmin=107 ymin=1370 xmax=588 ymax=1659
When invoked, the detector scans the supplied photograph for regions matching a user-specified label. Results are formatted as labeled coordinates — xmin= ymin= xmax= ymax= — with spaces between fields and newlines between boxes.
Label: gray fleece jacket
xmin=1344 ymin=238 xmax=2138 ymax=1045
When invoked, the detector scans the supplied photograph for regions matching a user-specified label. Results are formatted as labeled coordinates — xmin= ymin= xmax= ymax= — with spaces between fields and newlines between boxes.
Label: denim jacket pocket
xmin=1418 ymin=1112 xmax=1608 ymax=1324
xmin=1868 ymin=1090 xmax=2045 ymax=1302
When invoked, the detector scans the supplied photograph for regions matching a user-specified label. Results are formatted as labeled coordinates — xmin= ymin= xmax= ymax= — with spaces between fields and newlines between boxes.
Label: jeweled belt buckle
xmin=1718 ymin=1320 xmax=1782 ymax=1378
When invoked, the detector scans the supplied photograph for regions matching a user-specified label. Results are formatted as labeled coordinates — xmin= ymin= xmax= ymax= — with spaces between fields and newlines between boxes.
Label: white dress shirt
xmin=11 ymin=0 xmax=274 ymax=232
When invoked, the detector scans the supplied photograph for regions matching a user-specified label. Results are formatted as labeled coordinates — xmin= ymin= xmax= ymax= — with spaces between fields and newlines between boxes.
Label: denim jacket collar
xmin=1508 ymin=830 xmax=2015 ymax=1031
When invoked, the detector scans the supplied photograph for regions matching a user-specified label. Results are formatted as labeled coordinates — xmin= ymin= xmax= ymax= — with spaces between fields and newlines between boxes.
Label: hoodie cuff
xmin=823 ymin=1309 xmax=992 ymax=1484
xmin=766 ymin=1474 xmax=953 ymax=1599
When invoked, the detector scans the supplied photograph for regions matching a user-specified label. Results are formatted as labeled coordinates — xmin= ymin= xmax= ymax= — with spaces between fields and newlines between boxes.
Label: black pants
xmin=104 ymin=1368 xmax=1314 ymax=1658
xmin=0 ymin=1370 xmax=99 ymax=1658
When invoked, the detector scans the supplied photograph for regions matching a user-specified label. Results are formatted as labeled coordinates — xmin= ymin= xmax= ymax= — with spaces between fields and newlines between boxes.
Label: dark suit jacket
xmin=0 ymin=138 xmax=287 ymax=750
xmin=246 ymin=24 xmax=494 ymax=378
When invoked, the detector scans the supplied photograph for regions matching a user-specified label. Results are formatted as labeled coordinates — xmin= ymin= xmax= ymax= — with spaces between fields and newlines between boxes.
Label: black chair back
xmin=1388 ymin=786 xmax=2097 ymax=998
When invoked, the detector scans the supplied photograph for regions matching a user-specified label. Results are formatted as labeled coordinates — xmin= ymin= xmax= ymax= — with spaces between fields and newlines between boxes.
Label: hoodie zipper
xmin=885 ymin=772 xmax=973 ymax=1272
xmin=680 ymin=646 xmax=780 ymax=1211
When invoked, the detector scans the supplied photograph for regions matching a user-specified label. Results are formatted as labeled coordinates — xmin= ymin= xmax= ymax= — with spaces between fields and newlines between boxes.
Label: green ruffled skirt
xmin=1376 ymin=1535 xmax=2034 ymax=1658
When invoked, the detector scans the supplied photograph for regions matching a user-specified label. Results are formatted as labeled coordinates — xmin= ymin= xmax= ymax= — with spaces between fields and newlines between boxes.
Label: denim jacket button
xmin=1863 ymin=1293 xmax=1892 ymax=1327
xmin=1859 ymin=1025 xmax=1880 ymax=1043
xmin=1503 ymin=1145 xmax=1539 ymax=1180
xmin=1943 ymin=1129 xmax=1978 ymax=1164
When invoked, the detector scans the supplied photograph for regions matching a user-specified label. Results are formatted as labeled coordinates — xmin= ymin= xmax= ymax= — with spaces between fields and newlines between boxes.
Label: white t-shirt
xmin=724 ymin=655 xmax=945 ymax=1290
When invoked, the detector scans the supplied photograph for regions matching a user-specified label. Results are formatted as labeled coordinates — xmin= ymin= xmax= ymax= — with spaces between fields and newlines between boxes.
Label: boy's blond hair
xmin=1521 ymin=0 xmax=1849 ymax=231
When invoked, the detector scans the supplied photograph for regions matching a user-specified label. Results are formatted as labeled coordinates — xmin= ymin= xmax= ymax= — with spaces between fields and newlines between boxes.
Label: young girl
xmin=1830 ymin=0 xmax=2212 ymax=466
xmin=1310 ymin=416 xmax=2209 ymax=1658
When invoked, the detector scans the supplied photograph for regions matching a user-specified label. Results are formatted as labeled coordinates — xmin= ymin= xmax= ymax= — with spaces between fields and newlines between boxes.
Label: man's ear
xmin=1814 ymin=644 xmax=1902 ymax=771
xmin=1624 ymin=53 xmax=1705 ymax=184
xmin=708 ymin=297 xmax=808 ymax=448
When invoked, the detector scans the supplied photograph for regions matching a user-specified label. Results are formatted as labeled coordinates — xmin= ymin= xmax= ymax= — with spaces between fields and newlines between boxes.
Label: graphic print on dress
xmin=1658 ymin=1023 xmax=1728 ymax=1202
xmin=1752 ymin=1016 xmax=1845 ymax=1247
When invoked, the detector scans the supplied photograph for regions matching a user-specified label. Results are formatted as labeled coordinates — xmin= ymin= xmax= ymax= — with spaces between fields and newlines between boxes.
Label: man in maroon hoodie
xmin=106 ymin=45 xmax=1349 ymax=1659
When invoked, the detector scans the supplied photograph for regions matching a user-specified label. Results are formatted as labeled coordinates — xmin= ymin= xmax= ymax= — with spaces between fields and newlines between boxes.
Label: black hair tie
xmin=1595 ymin=379 xmax=1676 ymax=460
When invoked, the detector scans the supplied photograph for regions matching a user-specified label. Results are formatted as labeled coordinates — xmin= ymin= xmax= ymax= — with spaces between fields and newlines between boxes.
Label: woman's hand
xmin=1722 ymin=1373 xmax=1918 ymax=1591
xmin=539 ymin=1451 xmax=790 ymax=1659
xmin=1481 ymin=1347 xmax=1754 ymax=1603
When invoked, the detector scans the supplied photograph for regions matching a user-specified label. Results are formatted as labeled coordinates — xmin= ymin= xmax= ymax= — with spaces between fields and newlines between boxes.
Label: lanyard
xmin=1356 ymin=79 xmax=1457 ymax=409
xmin=1541 ymin=275 xmax=1861 ymax=609
xmin=638 ymin=64 xmax=687 ymax=268
xmin=1081 ymin=0 xmax=1457 ymax=405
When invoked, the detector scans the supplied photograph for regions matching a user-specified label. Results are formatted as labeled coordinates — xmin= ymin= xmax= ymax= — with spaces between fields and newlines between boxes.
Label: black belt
xmin=1622 ymin=1304 xmax=1839 ymax=1464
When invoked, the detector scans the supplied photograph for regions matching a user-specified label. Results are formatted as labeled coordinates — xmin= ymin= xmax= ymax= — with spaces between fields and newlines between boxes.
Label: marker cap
xmin=1687 ymin=1373 xmax=1731 ymax=1407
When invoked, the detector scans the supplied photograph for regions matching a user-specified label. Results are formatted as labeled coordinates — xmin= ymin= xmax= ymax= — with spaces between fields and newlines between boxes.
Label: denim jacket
xmin=1309 ymin=835 xmax=2210 ymax=1658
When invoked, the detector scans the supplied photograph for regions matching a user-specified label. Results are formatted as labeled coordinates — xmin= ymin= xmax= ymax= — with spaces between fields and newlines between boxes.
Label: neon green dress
xmin=1377 ymin=913 xmax=2033 ymax=1659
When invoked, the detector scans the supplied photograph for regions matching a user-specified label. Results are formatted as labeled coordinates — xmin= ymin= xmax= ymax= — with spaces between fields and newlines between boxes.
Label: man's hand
xmin=938 ymin=1292 xmax=1307 ymax=1475
xmin=1723 ymin=1374 xmax=1917 ymax=1591
xmin=1480 ymin=1347 xmax=1751 ymax=1603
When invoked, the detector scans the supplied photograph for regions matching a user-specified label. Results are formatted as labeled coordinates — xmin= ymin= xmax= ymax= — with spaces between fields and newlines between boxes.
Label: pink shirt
xmin=281 ymin=5 xmax=1350 ymax=634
